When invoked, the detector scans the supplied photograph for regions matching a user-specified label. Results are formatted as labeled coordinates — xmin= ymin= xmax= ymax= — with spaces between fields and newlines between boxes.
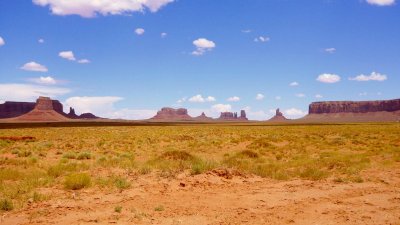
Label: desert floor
xmin=1 ymin=123 xmax=399 ymax=224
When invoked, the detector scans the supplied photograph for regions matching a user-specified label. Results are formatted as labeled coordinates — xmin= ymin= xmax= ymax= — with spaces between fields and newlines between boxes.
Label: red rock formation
xmin=309 ymin=99 xmax=400 ymax=114
xmin=0 ymin=98 xmax=100 ymax=120
xmin=11 ymin=97 xmax=69 ymax=122
xmin=194 ymin=112 xmax=213 ymax=121
xmin=151 ymin=107 xmax=192 ymax=120
xmin=0 ymin=102 xmax=35 ymax=118
xmin=79 ymin=113 xmax=99 ymax=119
xmin=0 ymin=99 xmax=65 ymax=119
xmin=219 ymin=110 xmax=248 ymax=121
xmin=268 ymin=108 xmax=288 ymax=122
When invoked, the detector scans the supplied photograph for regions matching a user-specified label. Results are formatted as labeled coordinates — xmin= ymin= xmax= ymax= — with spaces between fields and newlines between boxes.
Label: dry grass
xmin=0 ymin=123 xmax=399 ymax=210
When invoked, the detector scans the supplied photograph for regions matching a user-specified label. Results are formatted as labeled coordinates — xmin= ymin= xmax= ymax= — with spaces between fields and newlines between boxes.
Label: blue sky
xmin=0 ymin=0 xmax=399 ymax=120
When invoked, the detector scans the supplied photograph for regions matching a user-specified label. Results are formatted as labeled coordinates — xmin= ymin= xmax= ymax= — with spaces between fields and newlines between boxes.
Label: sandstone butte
xmin=8 ymin=97 xmax=70 ymax=122
xmin=151 ymin=107 xmax=249 ymax=121
xmin=268 ymin=108 xmax=288 ymax=122
xmin=302 ymin=98 xmax=400 ymax=122
xmin=1 ymin=97 xmax=400 ymax=123
xmin=151 ymin=107 xmax=193 ymax=121
xmin=218 ymin=110 xmax=248 ymax=121
xmin=0 ymin=97 xmax=99 ymax=122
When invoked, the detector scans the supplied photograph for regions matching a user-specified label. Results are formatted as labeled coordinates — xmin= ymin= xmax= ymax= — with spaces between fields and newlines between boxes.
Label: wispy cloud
xmin=188 ymin=94 xmax=216 ymax=103
xmin=0 ymin=83 xmax=70 ymax=102
xmin=349 ymin=72 xmax=387 ymax=81
xmin=316 ymin=73 xmax=341 ymax=83
xmin=32 ymin=0 xmax=175 ymax=18
xmin=20 ymin=61 xmax=48 ymax=72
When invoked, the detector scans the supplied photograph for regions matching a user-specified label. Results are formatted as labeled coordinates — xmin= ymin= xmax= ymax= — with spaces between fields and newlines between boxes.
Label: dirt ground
xmin=2 ymin=166 xmax=399 ymax=225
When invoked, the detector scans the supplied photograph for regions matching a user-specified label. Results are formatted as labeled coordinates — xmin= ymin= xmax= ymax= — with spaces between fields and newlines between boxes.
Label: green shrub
xmin=77 ymin=152 xmax=92 ymax=160
xmin=0 ymin=199 xmax=14 ymax=211
xmin=154 ymin=205 xmax=164 ymax=211
xmin=114 ymin=177 xmax=131 ymax=190
xmin=160 ymin=151 xmax=194 ymax=161
xmin=63 ymin=152 xmax=76 ymax=159
xmin=64 ymin=173 xmax=91 ymax=190
xmin=114 ymin=206 xmax=122 ymax=213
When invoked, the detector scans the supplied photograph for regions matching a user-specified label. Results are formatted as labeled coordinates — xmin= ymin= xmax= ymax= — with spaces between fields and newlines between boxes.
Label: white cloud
xmin=59 ymin=51 xmax=76 ymax=61
xmin=359 ymin=92 xmax=368 ymax=96
xmin=241 ymin=29 xmax=252 ymax=33
xmin=315 ymin=94 xmax=323 ymax=99
xmin=289 ymin=81 xmax=299 ymax=86
xmin=211 ymin=104 xmax=232 ymax=113
xmin=366 ymin=0 xmax=395 ymax=6
xmin=255 ymin=93 xmax=265 ymax=100
xmin=0 ymin=36 xmax=5 ymax=46
xmin=325 ymin=48 xmax=336 ymax=53
xmin=275 ymin=96 xmax=281 ymax=100
xmin=227 ymin=96 xmax=240 ymax=102
xmin=29 ymin=76 xmax=57 ymax=85
xmin=161 ymin=32 xmax=167 ymax=38
xmin=65 ymin=96 xmax=123 ymax=115
xmin=0 ymin=83 xmax=70 ymax=102
xmin=241 ymin=106 xmax=270 ymax=121
xmin=349 ymin=72 xmax=387 ymax=81
xmin=32 ymin=0 xmax=174 ymax=18
xmin=188 ymin=94 xmax=216 ymax=103
xmin=295 ymin=93 xmax=305 ymax=98
xmin=316 ymin=73 xmax=341 ymax=83
xmin=192 ymin=38 xmax=216 ymax=56
xmin=104 ymin=109 xmax=157 ymax=120
xmin=176 ymin=97 xmax=187 ymax=104
xmin=284 ymin=108 xmax=307 ymax=119
xmin=20 ymin=61 xmax=48 ymax=72
xmin=78 ymin=59 xmax=90 ymax=64
xmin=135 ymin=28 xmax=145 ymax=35
xmin=254 ymin=36 xmax=270 ymax=42
xmin=38 ymin=38 xmax=45 ymax=43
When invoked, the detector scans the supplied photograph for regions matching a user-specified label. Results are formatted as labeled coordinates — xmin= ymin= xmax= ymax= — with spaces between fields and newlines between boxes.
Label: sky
xmin=0 ymin=0 xmax=399 ymax=120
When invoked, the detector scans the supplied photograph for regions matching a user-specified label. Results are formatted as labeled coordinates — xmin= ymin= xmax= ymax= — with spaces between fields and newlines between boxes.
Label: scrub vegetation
xmin=0 ymin=123 xmax=399 ymax=211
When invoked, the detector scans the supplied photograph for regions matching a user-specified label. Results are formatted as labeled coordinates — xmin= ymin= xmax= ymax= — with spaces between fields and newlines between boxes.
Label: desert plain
xmin=0 ymin=123 xmax=399 ymax=225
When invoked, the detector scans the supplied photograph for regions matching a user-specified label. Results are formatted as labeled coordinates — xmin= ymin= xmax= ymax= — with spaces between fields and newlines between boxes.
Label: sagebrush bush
xmin=0 ymin=199 xmax=14 ymax=211
xmin=64 ymin=173 xmax=91 ymax=190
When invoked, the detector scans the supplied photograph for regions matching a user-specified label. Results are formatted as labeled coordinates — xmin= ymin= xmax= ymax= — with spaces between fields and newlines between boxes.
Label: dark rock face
xmin=0 ymin=97 xmax=100 ymax=119
xmin=309 ymin=99 xmax=400 ymax=114
xmin=268 ymin=108 xmax=288 ymax=122
xmin=79 ymin=113 xmax=99 ymax=119
xmin=276 ymin=108 xmax=283 ymax=116
xmin=195 ymin=112 xmax=213 ymax=121
xmin=35 ymin=97 xmax=54 ymax=110
xmin=0 ymin=97 xmax=66 ymax=119
xmin=0 ymin=102 xmax=35 ymax=119
xmin=66 ymin=107 xmax=79 ymax=119
xmin=219 ymin=110 xmax=248 ymax=120
xmin=152 ymin=107 xmax=192 ymax=120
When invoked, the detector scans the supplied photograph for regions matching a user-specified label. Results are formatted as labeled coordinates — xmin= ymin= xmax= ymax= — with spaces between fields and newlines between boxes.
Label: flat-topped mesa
xmin=309 ymin=99 xmax=400 ymax=114
xmin=0 ymin=97 xmax=100 ymax=120
xmin=219 ymin=110 xmax=248 ymax=121
xmin=151 ymin=107 xmax=192 ymax=120
xmin=35 ymin=97 xmax=56 ymax=110
xmin=0 ymin=102 xmax=36 ymax=119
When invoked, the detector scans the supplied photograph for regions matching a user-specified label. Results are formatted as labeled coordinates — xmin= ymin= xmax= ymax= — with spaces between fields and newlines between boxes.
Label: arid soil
xmin=2 ymin=167 xmax=399 ymax=225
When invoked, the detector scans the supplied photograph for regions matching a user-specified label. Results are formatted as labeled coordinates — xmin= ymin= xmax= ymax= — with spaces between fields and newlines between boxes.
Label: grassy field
xmin=0 ymin=123 xmax=399 ymax=212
